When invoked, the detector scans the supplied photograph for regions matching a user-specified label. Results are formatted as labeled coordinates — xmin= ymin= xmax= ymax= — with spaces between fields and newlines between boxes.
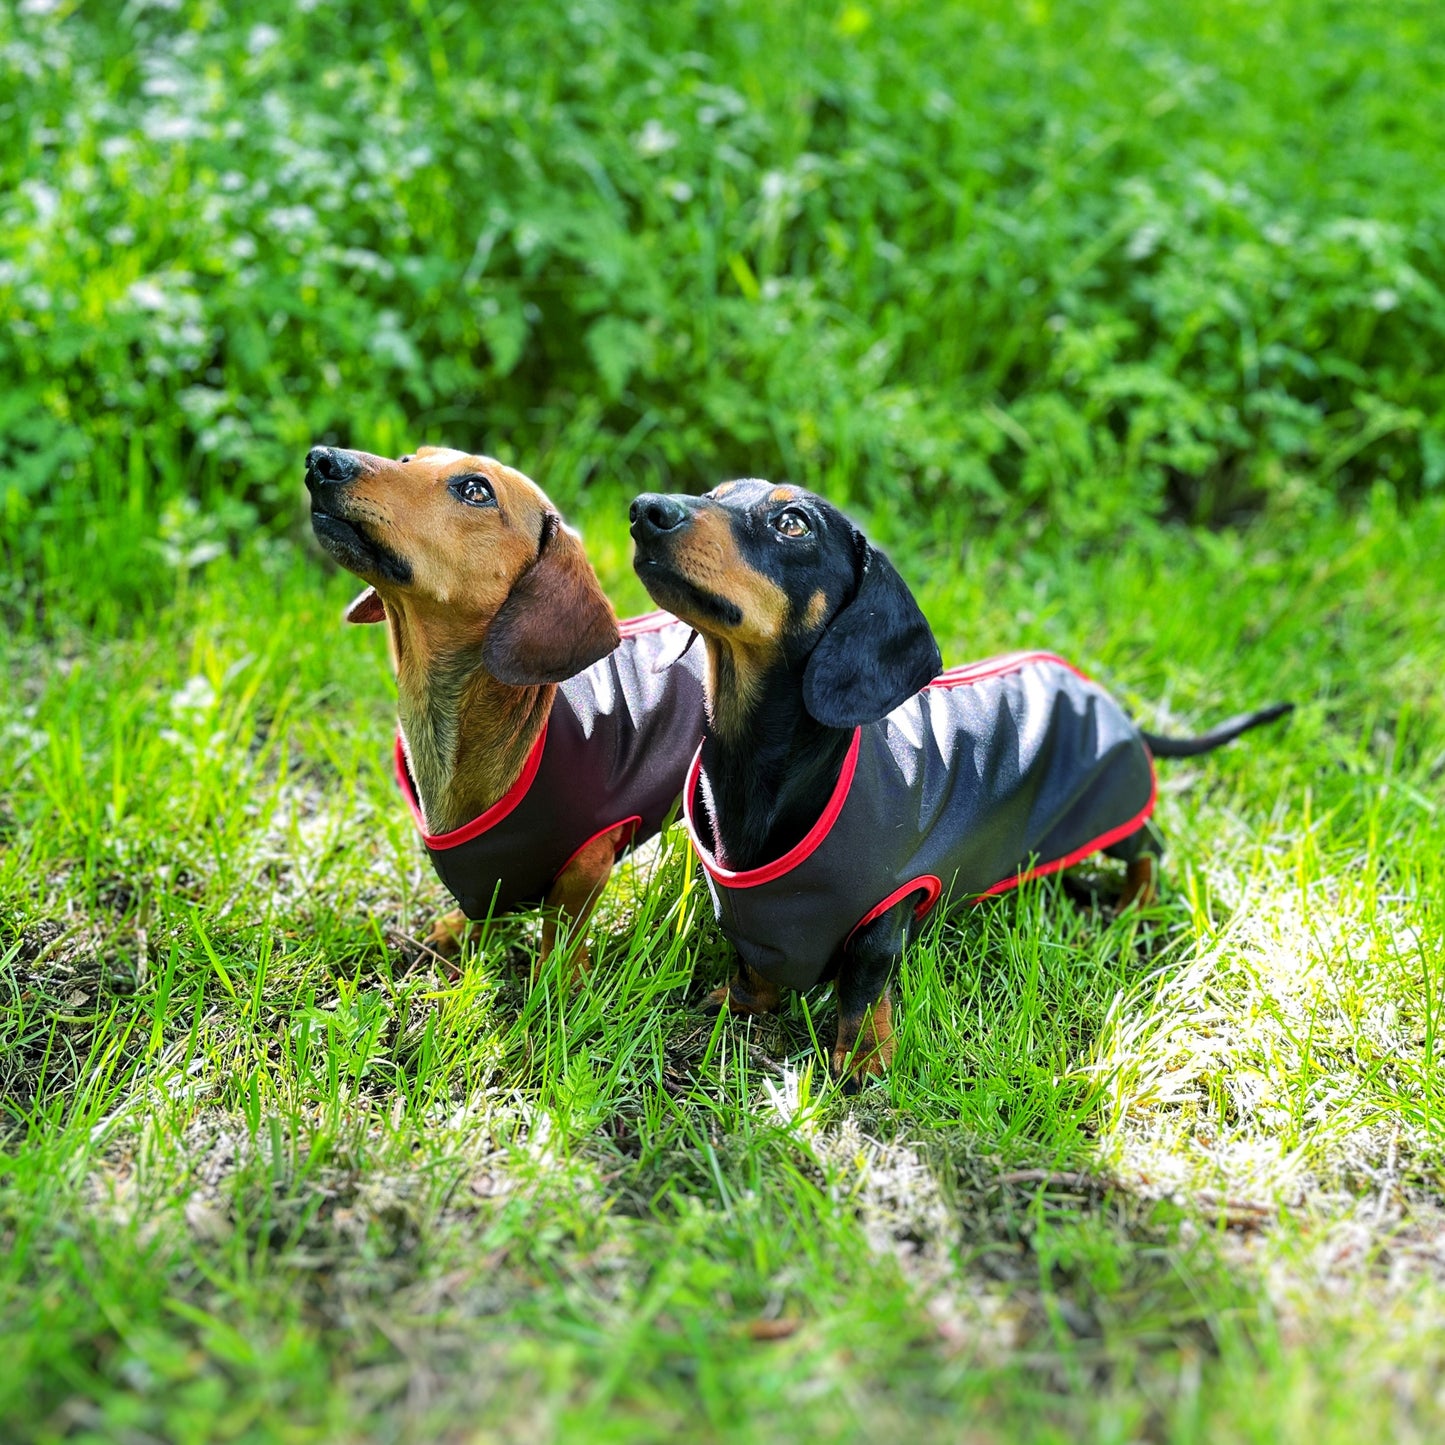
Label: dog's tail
xmin=1140 ymin=702 xmax=1294 ymax=758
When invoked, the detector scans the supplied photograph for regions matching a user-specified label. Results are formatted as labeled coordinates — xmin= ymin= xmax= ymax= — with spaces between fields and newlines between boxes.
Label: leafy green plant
xmin=4 ymin=0 xmax=1445 ymax=616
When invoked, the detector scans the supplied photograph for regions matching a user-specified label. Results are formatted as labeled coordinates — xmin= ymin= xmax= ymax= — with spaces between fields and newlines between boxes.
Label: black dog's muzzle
xmin=628 ymin=492 xmax=691 ymax=547
xmin=628 ymin=493 xmax=743 ymax=629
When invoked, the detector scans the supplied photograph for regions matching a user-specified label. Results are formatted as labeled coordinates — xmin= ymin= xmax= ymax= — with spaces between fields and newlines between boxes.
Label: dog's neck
xmin=697 ymin=640 xmax=853 ymax=871
xmin=388 ymin=608 xmax=554 ymax=835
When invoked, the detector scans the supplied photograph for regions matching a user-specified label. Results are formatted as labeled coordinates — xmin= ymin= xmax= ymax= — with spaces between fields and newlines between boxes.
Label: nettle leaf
xmin=1422 ymin=429 xmax=1445 ymax=492
xmin=478 ymin=292 xmax=530 ymax=378
xmin=585 ymin=316 xmax=650 ymax=398
xmin=0 ymin=395 xmax=86 ymax=515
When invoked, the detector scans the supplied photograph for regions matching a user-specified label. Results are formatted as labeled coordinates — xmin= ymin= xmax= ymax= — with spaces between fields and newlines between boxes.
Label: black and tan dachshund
xmin=629 ymin=480 xmax=1291 ymax=1089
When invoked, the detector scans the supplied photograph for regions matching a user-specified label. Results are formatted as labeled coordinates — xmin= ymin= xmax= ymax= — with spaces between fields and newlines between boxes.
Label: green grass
xmin=3 ymin=487 xmax=1443 ymax=1442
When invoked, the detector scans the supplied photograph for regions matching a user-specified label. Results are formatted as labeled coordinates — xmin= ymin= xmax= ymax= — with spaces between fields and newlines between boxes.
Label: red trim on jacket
xmin=973 ymin=755 xmax=1158 ymax=898
xmin=394 ymin=725 xmax=549 ymax=849
xmin=927 ymin=650 xmax=1084 ymax=688
xmin=684 ymin=728 xmax=863 ymax=888
xmin=616 ymin=610 xmax=678 ymax=638
xmin=846 ymin=875 xmax=943 ymax=945
xmin=687 ymin=649 xmax=1157 ymax=903
xmin=553 ymin=816 xmax=643 ymax=881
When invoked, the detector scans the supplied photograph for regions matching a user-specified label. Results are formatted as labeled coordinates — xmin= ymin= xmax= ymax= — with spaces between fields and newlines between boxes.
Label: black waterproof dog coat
xmin=684 ymin=651 xmax=1157 ymax=990
xmin=397 ymin=612 xmax=706 ymax=919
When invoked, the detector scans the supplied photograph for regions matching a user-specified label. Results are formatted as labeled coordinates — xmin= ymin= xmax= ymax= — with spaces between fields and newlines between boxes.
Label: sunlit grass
xmin=3 ymin=492 xmax=1442 ymax=1441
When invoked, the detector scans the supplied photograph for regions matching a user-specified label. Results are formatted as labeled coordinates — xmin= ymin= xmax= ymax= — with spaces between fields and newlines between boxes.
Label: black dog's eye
xmin=450 ymin=474 xmax=496 ymax=508
xmin=771 ymin=507 xmax=811 ymax=539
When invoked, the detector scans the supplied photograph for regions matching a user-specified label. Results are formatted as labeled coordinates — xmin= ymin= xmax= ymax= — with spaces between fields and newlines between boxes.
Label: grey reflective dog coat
xmin=684 ymin=651 xmax=1157 ymax=991
xmin=397 ymin=612 xmax=706 ymax=919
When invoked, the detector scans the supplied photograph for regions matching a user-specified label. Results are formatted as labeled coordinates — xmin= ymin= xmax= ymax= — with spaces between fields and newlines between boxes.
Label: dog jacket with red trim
xmin=396 ymin=612 xmax=705 ymax=920
xmin=683 ymin=651 xmax=1157 ymax=991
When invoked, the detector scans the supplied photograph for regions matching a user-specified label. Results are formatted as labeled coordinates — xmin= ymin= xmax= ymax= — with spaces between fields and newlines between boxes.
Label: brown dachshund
xmin=306 ymin=444 xmax=704 ymax=970
xmin=629 ymin=480 xmax=1290 ymax=1088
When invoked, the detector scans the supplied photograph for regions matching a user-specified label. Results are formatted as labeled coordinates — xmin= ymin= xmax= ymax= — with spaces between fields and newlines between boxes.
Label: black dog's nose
xmin=629 ymin=493 xmax=689 ymax=539
xmin=305 ymin=446 xmax=358 ymax=489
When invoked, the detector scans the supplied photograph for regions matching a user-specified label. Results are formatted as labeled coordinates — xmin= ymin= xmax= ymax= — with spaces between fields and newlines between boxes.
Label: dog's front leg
xmin=422 ymin=907 xmax=474 ymax=964
xmin=703 ymin=960 xmax=782 ymax=1018
xmin=832 ymin=897 xmax=916 ymax=1093
xmin=1104 ymin=819 xmax=1164 ymax=914
xmin=539 ymin=827 xmax=623 ymax=978
xmin=1115 ymin=855 xmax=1158 ymax=911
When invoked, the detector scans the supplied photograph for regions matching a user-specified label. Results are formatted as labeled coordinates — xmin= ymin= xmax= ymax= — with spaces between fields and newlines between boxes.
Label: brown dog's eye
xmin=450 ymin=474 xmax=496 ymax=508
xmin=772 ymin=507 xmax=811 ymax=538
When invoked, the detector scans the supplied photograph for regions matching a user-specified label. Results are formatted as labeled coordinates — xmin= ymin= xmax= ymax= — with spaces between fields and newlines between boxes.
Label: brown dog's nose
xmin=629 ymin=493 xmax=689 ymax=541
xmin=305 ymin=446 xmax=359 ymax=489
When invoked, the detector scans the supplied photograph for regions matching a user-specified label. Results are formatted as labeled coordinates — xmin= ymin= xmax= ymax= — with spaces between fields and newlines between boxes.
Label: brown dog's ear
xmin=345 ymin=586 xmax=386 ymax=624
xmin=482 ymin=514 xmax=620 ymax=685
xmin=802 ymin=533 xmax=941 ymax=728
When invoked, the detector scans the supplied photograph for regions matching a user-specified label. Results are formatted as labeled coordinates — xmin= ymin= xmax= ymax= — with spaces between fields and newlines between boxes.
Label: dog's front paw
xmin=698 ymin=984 xmax=731 ymax=1016
xmin=417 ymin=908 xmax=472 ymax=973
xmin=422 ymin=909 xmax=468 ymax=955
xmin=832 ymin=997 xmax=896 ymax=1093
xmin=831 ymin=1037 xmax=894 ymax=1094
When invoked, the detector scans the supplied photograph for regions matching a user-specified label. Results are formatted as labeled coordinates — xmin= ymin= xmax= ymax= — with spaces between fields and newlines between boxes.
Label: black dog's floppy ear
xmin=345 ymin=586 xmax=386 ymax=624
xmin=802 ymin=535 xmax=941 ymax=728
xmin=483 ymin=514 xmax=621 ymax=685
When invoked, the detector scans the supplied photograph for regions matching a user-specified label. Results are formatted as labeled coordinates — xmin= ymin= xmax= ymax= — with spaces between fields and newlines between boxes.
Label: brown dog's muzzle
xmin=306 ymin=446 xmax=412 ymax=585
xmin=305 ymin=445 xmax=364 ymax=491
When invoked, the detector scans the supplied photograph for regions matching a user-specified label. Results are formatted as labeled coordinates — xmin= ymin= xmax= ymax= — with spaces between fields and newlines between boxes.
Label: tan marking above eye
xmin=768 ymin=486 xmax=795 ymax=503
xmin=711 ymin=482 xmax=736 ymax=498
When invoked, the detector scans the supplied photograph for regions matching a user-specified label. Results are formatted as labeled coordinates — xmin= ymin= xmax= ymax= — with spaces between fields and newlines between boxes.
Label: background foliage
xmin=4 ymin=0 xmax=1445 ymax=611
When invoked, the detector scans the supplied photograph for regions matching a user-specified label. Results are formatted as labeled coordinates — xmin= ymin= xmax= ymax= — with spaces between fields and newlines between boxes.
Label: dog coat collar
xmin=397 ymin=611 xmax=706 ymax=921
xmin=684 ymin=651 xmax=1158 ymax=991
